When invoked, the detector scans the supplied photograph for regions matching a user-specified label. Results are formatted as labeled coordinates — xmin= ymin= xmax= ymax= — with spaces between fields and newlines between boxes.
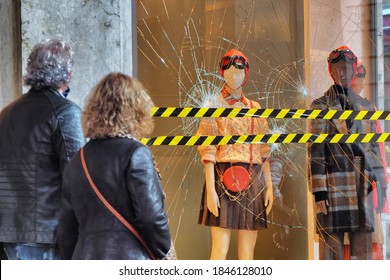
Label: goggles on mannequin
xmin=219 ymin=56 xmax=249 ymax=71
xmin=327 ymin=49 xmax=357 ymax=64
xmin=356 ymin=64 xmax=366 ymax=78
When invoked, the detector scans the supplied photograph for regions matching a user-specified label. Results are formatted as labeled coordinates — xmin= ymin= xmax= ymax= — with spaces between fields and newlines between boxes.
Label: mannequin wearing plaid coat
xmin=309 ymin=84 xmax=384 ymax=259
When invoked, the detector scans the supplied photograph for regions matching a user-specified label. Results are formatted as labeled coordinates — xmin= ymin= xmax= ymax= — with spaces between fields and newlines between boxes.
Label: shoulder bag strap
xmin=249 ymin=100 xmax=254 ymax=170
xmin=80 ymin=147 xmax=157 ymax=260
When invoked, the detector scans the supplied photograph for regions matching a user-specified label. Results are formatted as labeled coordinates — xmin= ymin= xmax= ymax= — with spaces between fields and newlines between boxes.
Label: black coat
xmin=58 ymin=137 xmax=171 ymax=260
xmin=0 ymin=88 xmax=85 ymax=244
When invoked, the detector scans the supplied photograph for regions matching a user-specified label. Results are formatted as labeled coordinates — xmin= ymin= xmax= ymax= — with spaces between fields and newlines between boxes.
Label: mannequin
xmin=343 ymin=60 xmax=389 ymax=260
xmin=197 ymin=49 xmax=273 ymax=260
xmin=308 ymin=46 xmax=386 ymax=260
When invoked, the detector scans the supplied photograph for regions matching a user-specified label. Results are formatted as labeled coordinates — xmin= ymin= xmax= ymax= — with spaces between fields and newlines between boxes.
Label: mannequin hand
xmin=264 ymin=184 xmax=273 ymax=215
xmin=376 ymin=185 xmax=385 ymax=214
xmin=203 ymin=162 xmax=219 ymax=217
xmin=206 ymin=188 xmax=220 ymax=217
xmin=377 ymin=197 xmax=385 ymax=214
xmin=316 ymin=200 xmax=329 ymax=215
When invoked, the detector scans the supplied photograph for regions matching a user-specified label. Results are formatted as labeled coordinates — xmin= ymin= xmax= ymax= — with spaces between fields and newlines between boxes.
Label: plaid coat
xmin=308 ymin=85 xmax=379 ymax=233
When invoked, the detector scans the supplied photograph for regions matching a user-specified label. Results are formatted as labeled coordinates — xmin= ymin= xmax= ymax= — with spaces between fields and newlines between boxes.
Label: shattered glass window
xmin=137 ymin=0 xmax=390 ymax=260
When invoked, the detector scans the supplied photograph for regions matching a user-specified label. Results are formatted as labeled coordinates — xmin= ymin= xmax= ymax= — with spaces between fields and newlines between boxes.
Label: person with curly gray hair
xmin=0 ymin=38 xmax=85 ymax=259
xmin=23 ymin=39 xmax=74 ymax=92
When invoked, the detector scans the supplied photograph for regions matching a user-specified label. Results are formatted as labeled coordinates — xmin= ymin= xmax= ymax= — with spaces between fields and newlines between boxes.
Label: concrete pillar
xmin=0 ymin=0 xmax=21 ymax=108
xmin=20 ymin=0 xmax=136 ymax=106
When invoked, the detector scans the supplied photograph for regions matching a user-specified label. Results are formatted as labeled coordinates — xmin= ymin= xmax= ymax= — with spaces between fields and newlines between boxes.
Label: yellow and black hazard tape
xmin=151 ymin=107 xmax=390 ymax=120
xmin=141 ymin=132 xmax=390 ymax=146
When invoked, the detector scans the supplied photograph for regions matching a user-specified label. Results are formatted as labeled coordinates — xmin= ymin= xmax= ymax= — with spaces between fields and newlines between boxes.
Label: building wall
xmin=1 ymin=0 xmax=135 ymax=109
xmin=0 ymin=0 xmax=21 ymax=108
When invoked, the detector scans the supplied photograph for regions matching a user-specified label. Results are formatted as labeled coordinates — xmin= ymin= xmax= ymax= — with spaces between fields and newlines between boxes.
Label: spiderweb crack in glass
xmin=137 ymin=0 xmax=389 ymax=258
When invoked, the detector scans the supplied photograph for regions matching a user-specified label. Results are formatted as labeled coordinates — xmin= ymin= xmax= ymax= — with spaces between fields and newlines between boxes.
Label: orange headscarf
xmin=219 ymin=49 xmax=249 ymax=86
xmin=327 ymin=45 xmax=358 ymax=88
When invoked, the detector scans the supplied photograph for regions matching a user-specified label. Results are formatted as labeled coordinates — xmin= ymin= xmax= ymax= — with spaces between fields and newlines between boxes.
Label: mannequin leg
xmin=318 ymin=231 xmax=343 ymax=260
xmin=237 ymin=230 xmax=258 ymax=260
xmin=349 ymin=231 xmax=372 ymax=260
xmin=210 ymin=227 xmax=231 ymax=260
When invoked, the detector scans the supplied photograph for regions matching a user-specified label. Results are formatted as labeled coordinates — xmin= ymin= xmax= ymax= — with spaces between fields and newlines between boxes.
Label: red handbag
xmin=222 ymin=165 xmax=251 ymax=192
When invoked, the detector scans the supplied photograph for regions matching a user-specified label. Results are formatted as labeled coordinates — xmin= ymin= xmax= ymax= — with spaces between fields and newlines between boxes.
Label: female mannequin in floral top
xmin=197 ymin=49 xmax=273 ymax=260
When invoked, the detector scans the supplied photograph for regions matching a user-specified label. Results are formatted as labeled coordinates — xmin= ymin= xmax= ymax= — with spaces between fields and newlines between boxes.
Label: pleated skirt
xmin=198 ymin=162 xmax=268 ymax=230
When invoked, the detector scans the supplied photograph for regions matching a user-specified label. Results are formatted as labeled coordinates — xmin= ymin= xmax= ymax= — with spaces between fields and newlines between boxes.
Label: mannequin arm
xmin=262 ymin=161 xmax=273 ymax=214
xmin=204 ymin=162 xmax=220 ymax=217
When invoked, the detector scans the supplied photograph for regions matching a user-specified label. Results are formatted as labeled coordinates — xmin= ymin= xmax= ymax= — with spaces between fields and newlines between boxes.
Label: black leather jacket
xmin=58 ymin=137 xmax=171 ymax=260
xmin=0 ymin=88 xmax=85 ymax=244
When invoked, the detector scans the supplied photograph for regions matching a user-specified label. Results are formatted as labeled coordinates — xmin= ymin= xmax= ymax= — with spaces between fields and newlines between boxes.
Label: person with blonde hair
xmin=58 ymin=72 xmax=171 ymax=260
